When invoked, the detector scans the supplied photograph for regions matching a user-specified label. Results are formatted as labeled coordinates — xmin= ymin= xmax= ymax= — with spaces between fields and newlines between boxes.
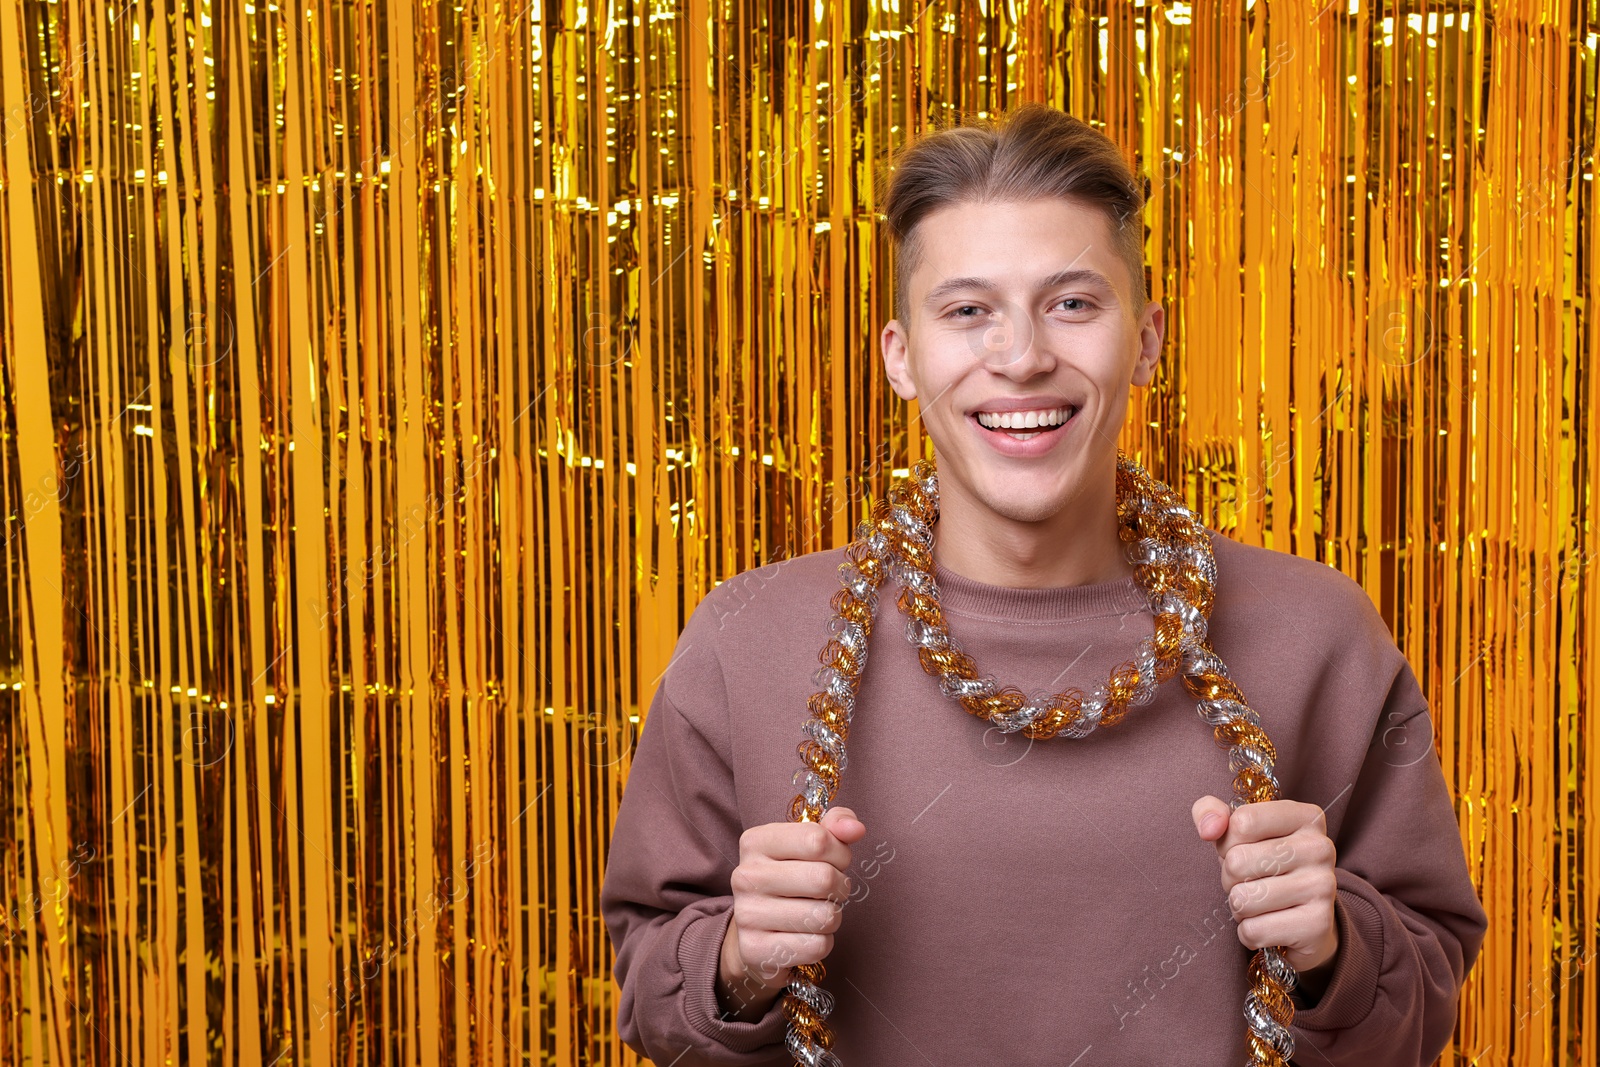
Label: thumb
xmin=1191 ymin=795 xmax=1231 ymax=844
xmin=821 ymin=805 xmax=867 ymax=844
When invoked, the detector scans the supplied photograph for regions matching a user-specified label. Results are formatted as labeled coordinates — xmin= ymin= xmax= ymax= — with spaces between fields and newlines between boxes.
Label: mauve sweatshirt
xmin=600 ymin=530 xmax=1488 ymax=1066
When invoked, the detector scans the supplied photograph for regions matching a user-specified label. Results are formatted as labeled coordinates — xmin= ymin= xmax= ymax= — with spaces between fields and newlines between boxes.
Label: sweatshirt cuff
xmin=678 ymin=904 xmax=792 ymax=1052
xmin=1292 ymin=887 xmax=1385 ymax=1032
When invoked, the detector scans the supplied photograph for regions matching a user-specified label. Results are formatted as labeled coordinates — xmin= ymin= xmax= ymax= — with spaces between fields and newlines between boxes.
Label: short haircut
xmin=881 ymin=104 xmax=1149 ymax=320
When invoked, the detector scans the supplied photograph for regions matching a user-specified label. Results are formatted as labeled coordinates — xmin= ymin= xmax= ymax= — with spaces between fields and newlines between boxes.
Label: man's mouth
xmin=972 ymin=405 xmax=1079 ymax=441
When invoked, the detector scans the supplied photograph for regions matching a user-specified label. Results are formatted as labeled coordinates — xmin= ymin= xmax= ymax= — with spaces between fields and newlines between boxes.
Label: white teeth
xmin=975 ymin=406 xmax=1075 ymax=430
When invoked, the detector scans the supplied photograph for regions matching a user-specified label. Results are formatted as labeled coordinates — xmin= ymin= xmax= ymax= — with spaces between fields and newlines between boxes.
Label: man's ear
xmin=880 ymin=319 xmax=919 ymax=401
xmin=1131 ymin=302 xmax=1165 ymax=387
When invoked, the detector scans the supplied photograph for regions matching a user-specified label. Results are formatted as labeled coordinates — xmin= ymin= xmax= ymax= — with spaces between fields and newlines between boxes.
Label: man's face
xmin=880 ymin=197 xmax=1164 ymax=526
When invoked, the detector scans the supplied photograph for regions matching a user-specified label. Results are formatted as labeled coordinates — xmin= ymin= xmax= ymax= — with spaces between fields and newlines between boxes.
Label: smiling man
xmin=601 ymin=104 xmax=1486 ymax=1066
xmin=879 ymin=195 xmax=1158 ymax=592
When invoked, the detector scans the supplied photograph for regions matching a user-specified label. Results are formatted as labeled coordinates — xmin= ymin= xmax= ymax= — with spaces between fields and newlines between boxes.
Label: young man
xmin=601 ymin=104 xmax=1486 ymax=1065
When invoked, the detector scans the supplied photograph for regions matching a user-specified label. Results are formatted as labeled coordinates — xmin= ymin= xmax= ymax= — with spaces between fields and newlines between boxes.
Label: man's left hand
xmin=1191 ymin=796 xmax=1340 ymax=975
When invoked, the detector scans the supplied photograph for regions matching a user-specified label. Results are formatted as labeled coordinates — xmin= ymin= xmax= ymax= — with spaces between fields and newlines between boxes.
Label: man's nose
xmin=973 ymin=304 xmax=1055 ymax=376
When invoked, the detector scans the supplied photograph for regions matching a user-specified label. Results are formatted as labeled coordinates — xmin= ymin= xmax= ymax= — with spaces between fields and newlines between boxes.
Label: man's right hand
xmin=715 ymin=806 xmax=867 ymax=1021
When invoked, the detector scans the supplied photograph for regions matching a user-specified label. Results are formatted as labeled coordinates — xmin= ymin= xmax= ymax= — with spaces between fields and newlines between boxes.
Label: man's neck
xmin=930 ymin=475 xmax=1133 ymax=590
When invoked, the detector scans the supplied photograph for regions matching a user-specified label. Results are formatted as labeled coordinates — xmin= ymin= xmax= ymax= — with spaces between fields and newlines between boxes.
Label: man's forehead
xmin=907 ymin=201 xmax=1124 ymax=295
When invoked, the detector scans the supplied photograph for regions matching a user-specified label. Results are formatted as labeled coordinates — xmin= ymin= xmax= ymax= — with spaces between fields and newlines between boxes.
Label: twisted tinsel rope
xmin=781 ymin=452 xmax=1297 ymax=1067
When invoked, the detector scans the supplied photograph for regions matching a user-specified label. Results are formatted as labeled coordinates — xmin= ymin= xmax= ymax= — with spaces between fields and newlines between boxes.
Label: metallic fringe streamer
xmin=0 ymin=0 xmax=1593 ymax=1063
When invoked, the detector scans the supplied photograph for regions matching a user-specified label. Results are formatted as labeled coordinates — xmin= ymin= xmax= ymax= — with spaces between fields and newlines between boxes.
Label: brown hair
xmin=881 ymin=103 xmax=1149 ymax=320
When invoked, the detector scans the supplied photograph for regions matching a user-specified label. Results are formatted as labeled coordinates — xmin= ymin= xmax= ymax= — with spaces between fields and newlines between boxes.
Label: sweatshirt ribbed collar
xmin=930 ymin=558 xmax=1150 ymax=623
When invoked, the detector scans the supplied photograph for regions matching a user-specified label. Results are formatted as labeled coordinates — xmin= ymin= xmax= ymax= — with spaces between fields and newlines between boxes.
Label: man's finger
xmin=1226 ymin=867 xmax=1334 ymax=919
xmin=822 ymin=805 xmax=867 ymax=845
xmin=740 ymin=893 xmax=848 ymax=935
xmin=746 ymin=820 xmax=853 ymax=868
xmin=1215 ymin=799 xmax=1326 ymax=852
xmin=1219 ymin=834 xmax=1298 ymax=888
xmin=1191 ymin=795 xmax=1231 ymax=842
xmin=1234 ymin=901 xmax=1335 ymax=965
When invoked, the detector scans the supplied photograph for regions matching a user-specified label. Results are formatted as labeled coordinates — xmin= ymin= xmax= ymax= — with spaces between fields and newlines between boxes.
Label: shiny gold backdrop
xmin=0 ymin=0 xmax=1594 ymax=1063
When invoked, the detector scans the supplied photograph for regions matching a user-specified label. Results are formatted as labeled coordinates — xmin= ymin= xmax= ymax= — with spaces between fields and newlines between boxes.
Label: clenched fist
xmin=715 ymin=806 xmax=866 ymax=1021
xmin=1192 ymin=795 xmax=1340 ymax=997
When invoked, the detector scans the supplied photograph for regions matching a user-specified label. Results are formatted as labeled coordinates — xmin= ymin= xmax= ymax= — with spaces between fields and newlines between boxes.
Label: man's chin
xmin=967 ymin=488 xmax=1075 ymax=526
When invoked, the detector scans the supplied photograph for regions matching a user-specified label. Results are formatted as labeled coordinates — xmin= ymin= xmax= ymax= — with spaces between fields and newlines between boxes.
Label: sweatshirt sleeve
xmin=1288 ymin=660 xmax=1488 ymax=1066
xmin=599 ymin=623 xmax=793 ymax=1066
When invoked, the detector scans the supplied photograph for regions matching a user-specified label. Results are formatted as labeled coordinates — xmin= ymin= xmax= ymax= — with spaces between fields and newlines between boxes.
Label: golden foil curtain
xmin=0 ymin=0 xmax=1593 ymax=1063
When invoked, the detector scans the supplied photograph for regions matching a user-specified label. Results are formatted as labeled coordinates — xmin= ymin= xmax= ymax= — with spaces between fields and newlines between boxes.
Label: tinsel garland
xmin=782 ymin=454 xmax=1298 ymax=1067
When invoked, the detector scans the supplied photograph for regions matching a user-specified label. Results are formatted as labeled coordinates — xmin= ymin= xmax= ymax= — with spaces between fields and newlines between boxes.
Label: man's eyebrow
xmin=921 ymin=268 xmax=1119 ymax=308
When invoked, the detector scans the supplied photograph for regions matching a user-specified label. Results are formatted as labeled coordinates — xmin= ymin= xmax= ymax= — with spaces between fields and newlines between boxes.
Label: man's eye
xmin=950 ymin=305 xmax=985 ymax=318
xmin=1056 ymin=297 xmax=1093 ymax=312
